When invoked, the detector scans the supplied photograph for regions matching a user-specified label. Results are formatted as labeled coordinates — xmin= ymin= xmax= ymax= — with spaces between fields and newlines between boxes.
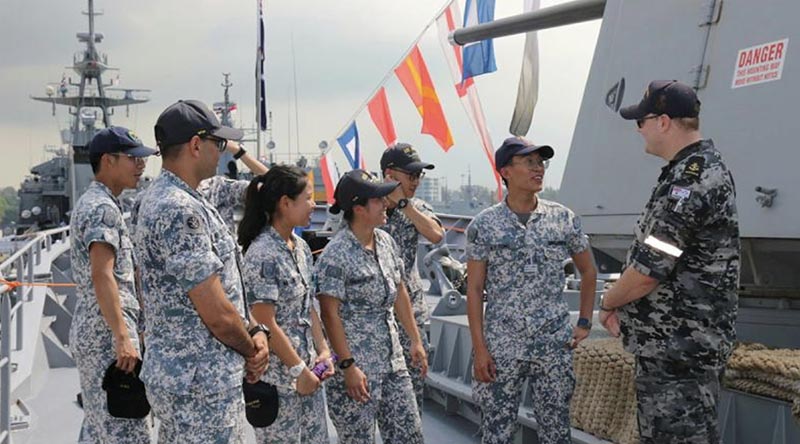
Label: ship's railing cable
xmin=0 ymin=225 xmax=70 ymax=443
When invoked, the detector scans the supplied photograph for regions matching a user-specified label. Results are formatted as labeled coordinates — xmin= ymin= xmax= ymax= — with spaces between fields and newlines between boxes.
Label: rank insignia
xmin=683 ymin=157 xmax=705 ymax=179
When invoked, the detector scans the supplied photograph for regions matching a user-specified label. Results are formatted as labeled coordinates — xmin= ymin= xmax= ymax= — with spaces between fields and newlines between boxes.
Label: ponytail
xmin=237 ymin=165 xmax=309 ymax=253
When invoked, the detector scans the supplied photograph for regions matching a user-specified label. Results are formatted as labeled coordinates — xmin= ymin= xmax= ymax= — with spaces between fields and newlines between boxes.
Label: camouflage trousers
xmin=252 ymin=383 xmax=329 ymax=443
xmin=148 ymin=385 xmax=245 ymax=444
xmin=635 ymin=357 xmax=723 ymax=444
xmin=326 ymin=369 xmax=423 ymax=444
xmin=70 ymin=321 xmax=151 ymax=444
xmin=398 ymin=322 xmax=430 ymax=415
xmin=473 ymin=349 xmax=575 ymax=444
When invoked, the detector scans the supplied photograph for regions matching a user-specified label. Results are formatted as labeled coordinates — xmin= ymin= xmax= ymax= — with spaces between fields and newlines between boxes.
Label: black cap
xmin=380 ymin=143 xmax=434 ymax=172
xmin=101 ymin=360 xmax=150 ymax=419
xmin=243 ymin=380 xmax=279 ymax=427
xmin=495 ymin=136 xmax=554 ymax=171
xmin=619 ymin=80 xmax=701 ymax=120
xmin=329 ymin=169 xmax=400 ymax=214
xmin=88 ymin=126 xmax=158 ymax=157
xmin=154 ymin=99 xmax=244 ymax=147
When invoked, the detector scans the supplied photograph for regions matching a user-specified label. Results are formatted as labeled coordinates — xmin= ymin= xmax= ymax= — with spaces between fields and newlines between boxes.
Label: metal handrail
xmin=0 ymin=225 xmax=70 ymax=444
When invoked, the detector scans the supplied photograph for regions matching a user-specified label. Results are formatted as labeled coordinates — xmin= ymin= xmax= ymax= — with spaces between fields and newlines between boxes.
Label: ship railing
xmin=0 ymin=225 xmax=70 ymax=444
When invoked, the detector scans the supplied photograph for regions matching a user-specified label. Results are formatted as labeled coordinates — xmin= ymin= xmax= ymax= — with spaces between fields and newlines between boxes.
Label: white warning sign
xmin=732 ymin=38 xmax=788 ymax=89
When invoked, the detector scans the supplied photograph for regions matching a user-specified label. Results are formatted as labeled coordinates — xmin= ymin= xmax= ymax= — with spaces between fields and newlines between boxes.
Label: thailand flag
xmin=336 ymin=122 xmax=361 ymax=170
xmin=462 ymin=0 xmax=497 ymax=81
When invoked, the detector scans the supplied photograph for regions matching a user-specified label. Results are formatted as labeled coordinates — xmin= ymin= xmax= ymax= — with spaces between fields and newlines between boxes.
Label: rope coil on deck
xmin=570 ymin=338 xmax=639 ymax=444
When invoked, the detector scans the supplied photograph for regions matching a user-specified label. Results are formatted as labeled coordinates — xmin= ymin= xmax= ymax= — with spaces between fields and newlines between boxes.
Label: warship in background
xmin=19 ymin=0 xmax=150 ymax=234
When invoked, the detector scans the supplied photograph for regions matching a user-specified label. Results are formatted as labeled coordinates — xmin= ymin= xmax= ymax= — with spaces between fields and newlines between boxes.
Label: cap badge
xmin=127 ymin=130 xmax=141 ymax=143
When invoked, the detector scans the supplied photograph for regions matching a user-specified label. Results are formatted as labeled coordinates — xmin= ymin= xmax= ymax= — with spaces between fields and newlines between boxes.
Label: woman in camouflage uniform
xmin=316 ymin=169 xmax=428 ymax=444
xmin=239 ymin=165 xmax=334 ymax=443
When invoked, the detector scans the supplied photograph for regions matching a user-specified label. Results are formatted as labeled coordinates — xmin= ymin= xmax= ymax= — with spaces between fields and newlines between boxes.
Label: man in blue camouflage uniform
xmin=466 ymin=137 xmax=598 ymax=444
xmin=70 ymin=126 xmax=157 ymax=443
xmin=198 ymin=140 xmax=268 ymax=237
xmin=600 ymin=80 xmax=740 ymax=444
xmin=316 ymin=170 xmax=428 ymax=444
xmin=132 ymin=100 xmax=269 ymax=443
xmin=380 ymin=142 xmax=444 ymax=413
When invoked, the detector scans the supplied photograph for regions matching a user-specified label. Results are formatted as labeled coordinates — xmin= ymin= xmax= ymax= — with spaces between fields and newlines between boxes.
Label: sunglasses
xmin=636 ymin=115 xmax=660 ymax=128
xmin=393 ymin=169 xmax=425 ymax=181
xmin=200 ymin=135 xmax=228 ymax=152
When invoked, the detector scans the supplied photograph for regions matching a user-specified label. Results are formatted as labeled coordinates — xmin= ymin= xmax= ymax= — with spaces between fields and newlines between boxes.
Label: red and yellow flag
xmin=394 ymin=46 xmax=454 ymax=151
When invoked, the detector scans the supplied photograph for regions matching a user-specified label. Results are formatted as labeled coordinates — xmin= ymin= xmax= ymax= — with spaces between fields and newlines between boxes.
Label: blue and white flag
xmin=336 ymin=122 xmax=360 ymax=169
xmin=462 ymin=0 xmax=497 ymax=81
xmin=257 ymin=0 xmax=268 ymax=131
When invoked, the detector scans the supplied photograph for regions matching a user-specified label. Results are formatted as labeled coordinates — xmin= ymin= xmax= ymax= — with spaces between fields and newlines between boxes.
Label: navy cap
xmin=154 ymin=99 xmax=244 ymax=147
xmin=101 ymin=359 xmax=150 ymax=419
xmin=243 ymin=380 xmax=278 ymax=427
xmin=620 ymin=80 xmax=701 ymax=120
xmin=329 ymin=169 xmax=400 ymax=214
xmin=88 ymin=126 xmax=158 ymax=157
xmin=495 ymin=136 xmax=554 ymax=171
xmin=380 ymin=143 xmax=434 ymax=172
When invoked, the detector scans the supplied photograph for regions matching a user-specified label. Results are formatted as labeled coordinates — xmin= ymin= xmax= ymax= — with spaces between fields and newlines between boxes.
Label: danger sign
xmin=731 ymin=38 xmax=789 ymax=89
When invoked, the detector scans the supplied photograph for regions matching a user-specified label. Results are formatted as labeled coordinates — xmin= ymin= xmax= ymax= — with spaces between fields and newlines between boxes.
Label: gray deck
xmin=13 ymin=367 xmax=480 ymax=444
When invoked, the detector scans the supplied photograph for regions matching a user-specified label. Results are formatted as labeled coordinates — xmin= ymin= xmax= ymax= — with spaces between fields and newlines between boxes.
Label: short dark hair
xmin=90 ymin=153 xmax=103 ymax=174
xmin=158 ymin=143 xmax=184 ymax=160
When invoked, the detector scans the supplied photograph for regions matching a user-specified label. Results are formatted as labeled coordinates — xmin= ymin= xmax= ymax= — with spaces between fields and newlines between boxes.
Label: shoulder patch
xmin=324 ymin=265 xmax=343 ymax=280
xmin=183 ymin=214 xmax=203 ymax=232
xmin=683 ymin=156 xmax=705 ymax=179
xmin=669 ymin=185 xmax=692 ymax=200
xmin=100 ymin=207 xmax=117 ymax=228
xmin=260 ymin=261 xmax=277 ymax=279
xmin=466 ymin=225 xmax=478 ymax=243
xmin=572 ymin=216 xmax=582 ymax=232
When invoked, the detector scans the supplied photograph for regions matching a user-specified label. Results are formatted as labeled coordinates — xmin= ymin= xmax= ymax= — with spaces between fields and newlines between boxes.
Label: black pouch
xmin=242 ymin=379 xmax=279 ymax=427
xmin=101 ymin=359 xmax=150 ymax=419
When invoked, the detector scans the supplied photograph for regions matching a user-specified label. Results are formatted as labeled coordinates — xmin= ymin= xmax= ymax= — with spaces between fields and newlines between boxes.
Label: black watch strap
xmin=248 ymin=324 xmax=271 ymax=339
xmin=338 ymin=357 xmax=355 ymax=370
xmin=233 ymin=146 xmax=246 ymax=160
xmin=397 ymin=198 xmax=409 ymax=209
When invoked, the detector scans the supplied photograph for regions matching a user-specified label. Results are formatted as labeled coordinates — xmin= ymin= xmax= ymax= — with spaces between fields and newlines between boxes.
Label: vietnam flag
xmin=395 ymin=46 xmax=454 ymax=151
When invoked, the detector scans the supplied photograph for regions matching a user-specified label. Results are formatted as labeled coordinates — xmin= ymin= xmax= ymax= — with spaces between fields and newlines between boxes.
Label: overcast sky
xmin=0 ymin=0 xmax=600 ymax=191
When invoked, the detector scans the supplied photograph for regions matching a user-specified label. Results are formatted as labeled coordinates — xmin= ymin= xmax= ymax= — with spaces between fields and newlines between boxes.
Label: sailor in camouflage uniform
xmin=466 ymin=137 xmax=598 ymax=444
xmin=197 ymin=139 xmax=268 ymax=237
xmin=379 ymin=143 xmax=444 ymax=413
xmin=239 ymin=165 xmax=334 ymax=443
xmin=316 ymin=170 xmax=428 ymax=444
xmin=132 ymin=100 xmax=270 ymax=443
xmin=600 ymin=81 xmax=740 ymax=443
xmin=69 ymin=126 xmax=157 ymax=443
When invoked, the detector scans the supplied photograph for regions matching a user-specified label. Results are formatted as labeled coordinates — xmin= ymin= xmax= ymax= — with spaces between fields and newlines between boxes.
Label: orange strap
xmin=0 ymin=279 xmax=76 ymax=290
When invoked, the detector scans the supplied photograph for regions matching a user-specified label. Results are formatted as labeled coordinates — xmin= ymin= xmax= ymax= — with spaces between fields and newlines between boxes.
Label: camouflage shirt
xmin=132 ymin=170 xmax=248 ymax=395
xmin=242 ymin=226 xmax=316 ymax=388
xmin=381 ymin=197 xmax=441 ymax=325
xmin=71 ymin=181 xmax=140 ymax=346
xmin=466 ymin=198 xmax=589 ymax=361
xmin=315 ymin=226 xmax=406 ymax=375
xmin=618 ymin=139 xmax=740 ymax=368
xmin=197 ymin=175 xmax=249 ymax=238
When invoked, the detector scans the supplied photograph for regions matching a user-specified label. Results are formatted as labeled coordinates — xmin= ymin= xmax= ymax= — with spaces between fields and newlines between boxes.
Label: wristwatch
xmin=397 ymin=198 xmax=409 ymax=209
xmin=289 ymin=362 xmax=306 ymax=379
xmin=248 ymin=323 xmax=271 ymax=339
xmin=599 ymin=293 xmax=614 ymax=312
xmin=233 ymin=144 xmax=246 ymax=160
xmin=338 ymin=357 xmax=355 ymax=370
xmin=576 ymin=317 xmax=592 ymax=330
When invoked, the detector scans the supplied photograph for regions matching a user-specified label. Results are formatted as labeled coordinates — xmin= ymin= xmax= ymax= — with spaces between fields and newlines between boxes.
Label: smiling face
xmin=500 ymin=151 xmax=548 ymax=194
xmin=281 ymin=182 xmax=315 ymax=228
xmin=106 ymin=152 xmax=147 ymax=191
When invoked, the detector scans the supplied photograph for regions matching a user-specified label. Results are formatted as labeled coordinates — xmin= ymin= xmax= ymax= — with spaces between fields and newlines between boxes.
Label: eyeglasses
xmin=394 ymin=169 xmax=425 ymax=181
xmin=510 ymin=157 xmax=549 ymax=170
xmin=636 ymin=115 xmax=660 ymax=128
xmin=109 ymin=153 xmax=147 ymax=165
xmin=201 ymin=135 xmax=228 ymax=152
